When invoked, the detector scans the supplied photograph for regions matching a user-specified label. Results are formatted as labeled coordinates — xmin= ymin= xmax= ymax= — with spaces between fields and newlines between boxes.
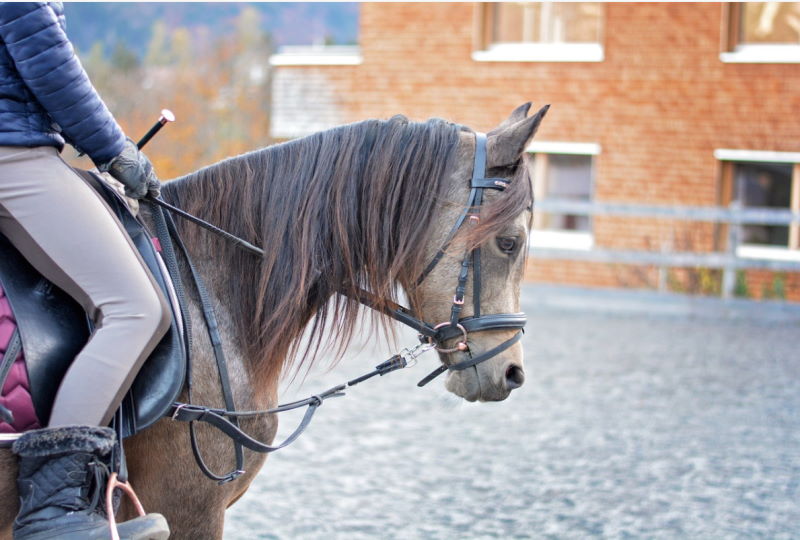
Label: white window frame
xmin=720 ymin=43 xmax=800 ymax=63
xmin=715 ymin=149 xmax=800 ymax=259
xmin=473 ymin=3 xmax=604 ymax=63
xmin=269 ymin=45 xmax=362 ymax=66
xmin=720 ymin=3 xmax=800 ymax=64
xmin=528 ymin=142 xmax=600 ymax=251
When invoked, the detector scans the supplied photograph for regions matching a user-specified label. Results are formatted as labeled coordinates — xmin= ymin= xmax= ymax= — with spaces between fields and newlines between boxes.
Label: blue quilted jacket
xmin=0 ymin=2 xmax=124 ymax=164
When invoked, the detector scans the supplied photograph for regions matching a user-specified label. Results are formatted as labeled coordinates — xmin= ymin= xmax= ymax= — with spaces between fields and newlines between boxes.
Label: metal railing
xmin=531 ymin=199 xmax=800 ymax=299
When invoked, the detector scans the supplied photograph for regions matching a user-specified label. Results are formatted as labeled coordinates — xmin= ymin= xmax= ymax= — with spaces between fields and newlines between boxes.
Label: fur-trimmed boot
xmin=12 ymin=426 xmax=169 ymax=540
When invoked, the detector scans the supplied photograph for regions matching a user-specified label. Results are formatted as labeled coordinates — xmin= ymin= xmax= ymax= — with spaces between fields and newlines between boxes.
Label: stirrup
xmin=105 ymin=472 xmax=147 ymax=540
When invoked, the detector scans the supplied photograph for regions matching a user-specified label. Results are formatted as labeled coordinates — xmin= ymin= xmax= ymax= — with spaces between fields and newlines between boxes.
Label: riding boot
xmin=12 ymin=425 xmax=169 ymax=540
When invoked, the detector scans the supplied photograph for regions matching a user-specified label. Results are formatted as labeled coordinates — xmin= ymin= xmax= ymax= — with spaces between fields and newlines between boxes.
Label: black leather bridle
xmin=355 ymin=132 xmax=527 ymax=387
xmin=149 ymin=130 xmax=528 ymax=482
xmin=151 ymin=130 xmax=527 ymax=390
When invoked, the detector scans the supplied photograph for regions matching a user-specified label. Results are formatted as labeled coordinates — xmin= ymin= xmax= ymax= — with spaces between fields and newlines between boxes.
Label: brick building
xmin=270 ymin=2 xmax=800 ymax=301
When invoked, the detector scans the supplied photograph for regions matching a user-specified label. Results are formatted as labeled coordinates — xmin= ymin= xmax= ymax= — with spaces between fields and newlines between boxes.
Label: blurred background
xmin=64 ymin=2 xmax=800 ymax=303
xmin=62 ymin=3 xmax=799 ymax=538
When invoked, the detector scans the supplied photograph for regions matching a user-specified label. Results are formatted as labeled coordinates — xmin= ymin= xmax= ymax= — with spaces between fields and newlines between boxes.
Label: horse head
xmin=410 ymin=103 xmax=548 ymax=402
xmin=160 ymin=104 xmax=547 ymax=404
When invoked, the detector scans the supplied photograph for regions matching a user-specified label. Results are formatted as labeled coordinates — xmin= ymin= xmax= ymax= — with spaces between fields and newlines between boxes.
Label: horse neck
xmin=159 ymin=122 xmax=458 ymax=390
xmin=157 ymin=159 xmax=338 ymax=395
xmin=138 ymin=198 xmax=278 ymax=420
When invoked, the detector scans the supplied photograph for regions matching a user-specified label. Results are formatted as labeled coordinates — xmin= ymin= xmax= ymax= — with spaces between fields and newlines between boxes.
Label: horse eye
xmin=496 ymin=237 xmax=517 ymax=254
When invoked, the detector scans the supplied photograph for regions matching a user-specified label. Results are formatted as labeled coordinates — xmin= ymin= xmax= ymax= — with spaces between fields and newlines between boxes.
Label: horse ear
xmin=489 ymin=102 xmax=532 ymax=134
xmin=486 ymin=104 xmax=549 ymax=168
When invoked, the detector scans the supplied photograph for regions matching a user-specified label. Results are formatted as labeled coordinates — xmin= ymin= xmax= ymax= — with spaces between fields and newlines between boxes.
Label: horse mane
xmin=161 ymin=115 xmax=531 ymax=390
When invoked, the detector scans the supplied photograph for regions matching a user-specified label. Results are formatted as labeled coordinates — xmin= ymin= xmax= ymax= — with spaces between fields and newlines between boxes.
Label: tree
xmin=68 ymin=14 xmax=275 ymax=180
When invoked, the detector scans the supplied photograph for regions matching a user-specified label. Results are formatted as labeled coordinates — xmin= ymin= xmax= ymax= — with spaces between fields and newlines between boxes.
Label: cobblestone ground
xmin=225 ymin=292 xmax=800 ymax=539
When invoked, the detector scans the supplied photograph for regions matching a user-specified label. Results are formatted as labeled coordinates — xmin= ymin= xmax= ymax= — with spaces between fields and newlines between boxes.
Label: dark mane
xmin=161 ymin=116 xmax=530 ymax=388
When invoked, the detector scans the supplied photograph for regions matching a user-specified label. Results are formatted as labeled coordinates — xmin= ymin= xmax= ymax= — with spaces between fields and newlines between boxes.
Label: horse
xmin=0 ymin=102 xmax=547 ymax=539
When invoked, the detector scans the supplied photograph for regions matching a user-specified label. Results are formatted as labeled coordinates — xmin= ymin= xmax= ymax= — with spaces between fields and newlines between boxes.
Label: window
xmin=735 ymin=162 xmax=793 ymax=246
xmin=716 ymin=149 xmax=800 ymax=259
xmin=721 ymin=2 xmax=800 ymax=63
xmin=473 ymin=2 xmax=604 ymax=62
xmin=529 ymin=142 xmax=598 ymax=250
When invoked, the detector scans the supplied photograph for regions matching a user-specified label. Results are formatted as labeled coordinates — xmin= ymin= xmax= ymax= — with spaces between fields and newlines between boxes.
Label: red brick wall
xmin=275 ymin=3 xmax=800 ymax=301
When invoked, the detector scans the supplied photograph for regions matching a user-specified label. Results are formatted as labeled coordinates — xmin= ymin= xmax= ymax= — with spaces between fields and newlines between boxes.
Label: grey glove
xmin=101 ymin=138 xmax=160 ymax=199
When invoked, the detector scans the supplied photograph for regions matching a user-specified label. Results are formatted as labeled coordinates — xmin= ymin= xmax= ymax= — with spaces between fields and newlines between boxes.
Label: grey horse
xmin=0 ymin=103 xmax=547 ymax=539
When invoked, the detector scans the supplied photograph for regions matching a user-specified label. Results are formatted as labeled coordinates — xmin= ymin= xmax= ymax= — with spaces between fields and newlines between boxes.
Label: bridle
xmin=147 ymin=130 xmax=528 ymax=482
xmin=153 ymin=130 xmax=528 ymax=389
xmin=354 ymin=132 xmax=527 ymax=387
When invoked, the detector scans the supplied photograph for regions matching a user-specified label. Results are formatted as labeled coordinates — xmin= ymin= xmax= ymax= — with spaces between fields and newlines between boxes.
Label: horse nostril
xmin=505 ymin=365 xmax=525 ymax=390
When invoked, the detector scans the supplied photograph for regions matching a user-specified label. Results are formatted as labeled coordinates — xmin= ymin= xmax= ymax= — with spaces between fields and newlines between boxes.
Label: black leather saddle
xmin=0 ymin=169 xmax=185 ymax=438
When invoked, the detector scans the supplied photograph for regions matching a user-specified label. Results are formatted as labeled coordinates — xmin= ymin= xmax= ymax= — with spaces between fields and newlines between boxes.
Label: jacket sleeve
xmin=0 ymin=3 xmax=125 ymax=164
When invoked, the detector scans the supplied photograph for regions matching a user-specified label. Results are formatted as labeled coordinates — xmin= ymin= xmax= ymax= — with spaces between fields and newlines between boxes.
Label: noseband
xmin=356 ymin=132 xmax=527 ymax=387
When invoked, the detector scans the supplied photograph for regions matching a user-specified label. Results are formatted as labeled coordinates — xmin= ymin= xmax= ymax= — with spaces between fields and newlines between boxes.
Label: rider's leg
xmin=0 ymin=146 xmax=170 ymax=426
xmin=0 ymin=146 xmax=171 ymax=539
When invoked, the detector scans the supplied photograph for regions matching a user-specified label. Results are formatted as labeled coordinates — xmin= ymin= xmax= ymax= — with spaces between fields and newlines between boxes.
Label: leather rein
xmin=147 ymin=131 xmax=527 ymax=483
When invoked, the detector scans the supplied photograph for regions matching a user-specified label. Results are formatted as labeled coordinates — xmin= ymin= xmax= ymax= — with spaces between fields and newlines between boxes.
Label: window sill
xmin=527 ymin=141 xmax=601 ymax=156
xmin=530 ymin=230 xmax=594 ymax=251
xmin=714 ymin=149 xmax=800 ymax=164
xmin=737 ymin=244 xmax=800 ymax=262
xmin=472 ymin=43 xmax=603 ymax=63
xmin=720 ymin=44 xmax=800 ymax=64
xmin=270 ymin=45 xmax=362 ymax=66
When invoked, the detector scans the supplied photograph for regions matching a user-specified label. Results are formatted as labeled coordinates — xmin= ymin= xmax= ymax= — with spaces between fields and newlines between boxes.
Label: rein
xmin=147 ymin=131 xmax=526 ymax=483
xmin=147 ymin=202 xmax=432 ymax=483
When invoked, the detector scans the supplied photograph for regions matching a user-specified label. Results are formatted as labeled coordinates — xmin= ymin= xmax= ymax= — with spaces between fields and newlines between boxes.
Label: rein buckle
xmin=171 ymin=403 xmax=188 ymax=421
xmin=217 ymin=469 xmax=245 ymax=485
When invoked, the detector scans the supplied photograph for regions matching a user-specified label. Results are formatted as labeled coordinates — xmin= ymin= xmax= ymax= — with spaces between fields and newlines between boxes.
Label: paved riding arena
xmin=225 ymin=285 xmax=800 ymax=539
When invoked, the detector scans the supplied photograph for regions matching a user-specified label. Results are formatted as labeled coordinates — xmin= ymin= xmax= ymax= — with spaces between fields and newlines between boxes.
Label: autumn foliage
xmin=69 ymin=8 xmax=272 ymax=180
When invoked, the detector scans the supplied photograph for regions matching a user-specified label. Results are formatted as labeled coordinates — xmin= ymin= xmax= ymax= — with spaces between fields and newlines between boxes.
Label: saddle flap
xmin=0 ymin=169 xmax=186 ymax=437
xmin=0 ymin=234 xmax=87 ymax=425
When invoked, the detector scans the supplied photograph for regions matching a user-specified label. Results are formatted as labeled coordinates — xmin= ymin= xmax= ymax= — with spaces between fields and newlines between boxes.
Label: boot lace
xmin=86 ymin=458 xmax=111 ymax=516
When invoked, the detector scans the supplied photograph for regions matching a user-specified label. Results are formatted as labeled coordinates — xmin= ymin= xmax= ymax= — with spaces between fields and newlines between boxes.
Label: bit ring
xmin=429 ymin=322 xmax=469 ymax=353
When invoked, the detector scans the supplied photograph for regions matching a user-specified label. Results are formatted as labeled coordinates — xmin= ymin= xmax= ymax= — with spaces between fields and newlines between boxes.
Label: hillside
xmin=62 ymin=3 xmax=359 ymax=56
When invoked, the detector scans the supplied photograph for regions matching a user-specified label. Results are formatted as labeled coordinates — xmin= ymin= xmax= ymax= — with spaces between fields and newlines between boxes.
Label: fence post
xmin=658 ymin=237 xmax=671 ymax=292
xmin=722 ymin=201 xmax=741 ymax=299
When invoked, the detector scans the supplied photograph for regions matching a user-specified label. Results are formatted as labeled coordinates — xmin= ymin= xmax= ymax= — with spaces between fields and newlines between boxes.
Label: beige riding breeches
xmin=0 ymin=146 xmax=170 ymax=427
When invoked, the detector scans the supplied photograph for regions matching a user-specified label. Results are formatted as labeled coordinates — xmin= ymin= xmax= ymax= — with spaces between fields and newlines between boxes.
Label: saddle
xmin=0 ymin=169 xmax=185 ymax=438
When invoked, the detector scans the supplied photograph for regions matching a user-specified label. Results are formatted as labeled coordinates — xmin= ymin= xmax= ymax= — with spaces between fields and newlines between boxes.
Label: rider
xmin=0 ymin=3 xmax=170 ymax=539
